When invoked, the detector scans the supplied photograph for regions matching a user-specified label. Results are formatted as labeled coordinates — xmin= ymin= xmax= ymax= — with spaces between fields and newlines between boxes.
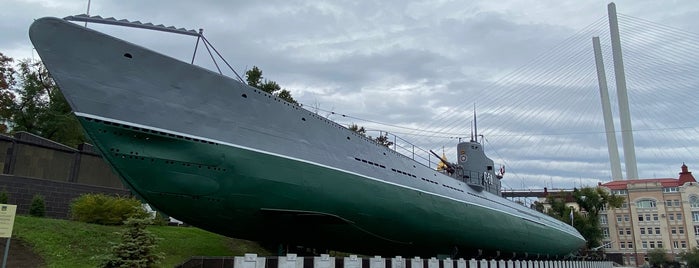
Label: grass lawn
xmin=13 ymin=215 xmax=270 ymax=268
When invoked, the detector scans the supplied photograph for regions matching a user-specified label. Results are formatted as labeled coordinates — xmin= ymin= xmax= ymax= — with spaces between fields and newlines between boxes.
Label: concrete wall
xmin=0 ymin=132 xmax=129 ymax=218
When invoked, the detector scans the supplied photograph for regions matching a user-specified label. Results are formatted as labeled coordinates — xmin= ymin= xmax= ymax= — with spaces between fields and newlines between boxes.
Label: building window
xmin=692 ymin=211 xmax=699 ymax=222
xmin=677 ymin=213 xmax=683 ymax=221
xmin=682 ymin=241 xmax=687 ymax=249
xmin=640 ymin=228 xmax=646 ymax=235
xmin=672 ymin=227 xmax=677 ymax=234
xmin=679 ymin=227 xmax=685 ymax=234
xmin=628 ymin=242 xmax=633 ymax=249
xmin=674 ymin=241 xmax=679 ymax=249
xmin=619 ymin=229 xmax=625 ymax=235
xmin=674 ymin=200 xmax=681 ymax=207
xmin=653 ymin=214 xmax=659 ymax=221
xmin=613 ymin=189 xmax=628 ymax=195
xmin=694 ymin=226 xmax=699 ymax=235
xmin=670 ymin=214 xmax=675 ymax=221
xmin=617 ymin=215 xmax=623 ymax=223
xmin=600 ymin=215 xmax=608 ymax=224
xmin=658 ymin=241 xmax=663 ymax=248
xmin=637 ymin=199 xmax=657 ymax=208
xmin=625 ymin=214 xmax=630 ymax=222
xmin=604 ymin=241 xmax=612 ymax=249
xmin=663 ymin=187 xmax=679 ymax=193
xmin=655 ymin=227 xmax=661 ymax=235
xmin=626 ymin=228 xmax=631 ymax=235
xmin=642 ymin=241 xmax=648 ymax=249
xmin=666 ymin=200 xmax=673 ymax=207
xmin=603 ymin=228 xmax=609 ymax=238
xmin=650 ymin=241 xmax=656 ymax=248
xmin=638 ymin=215 xmax=644 ymax=221
xmin=646 ymin=214 xmax=651 ymax=221
xmin=620 ymin=242 xmax=626 ymax=249
xmin=690 ymin=195 xmax=699 ymax=208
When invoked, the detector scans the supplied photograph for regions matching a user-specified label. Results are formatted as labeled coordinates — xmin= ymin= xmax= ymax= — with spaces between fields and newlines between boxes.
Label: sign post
xmin=0 ymin=204 xmax=17 ymax=268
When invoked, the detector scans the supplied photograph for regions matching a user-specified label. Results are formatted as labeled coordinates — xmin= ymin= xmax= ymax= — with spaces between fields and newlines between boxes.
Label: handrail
xmin=64 ymin=14 xmax=200 ymax=36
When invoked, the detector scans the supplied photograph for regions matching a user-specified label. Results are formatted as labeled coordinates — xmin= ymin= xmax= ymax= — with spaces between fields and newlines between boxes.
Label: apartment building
xmin=598 ymin=164 xmax=698 ymax=266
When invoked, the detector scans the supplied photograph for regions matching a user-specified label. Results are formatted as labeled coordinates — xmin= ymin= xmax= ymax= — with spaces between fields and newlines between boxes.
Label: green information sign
xmin=0 ymin=204 xmax=17 ymax=238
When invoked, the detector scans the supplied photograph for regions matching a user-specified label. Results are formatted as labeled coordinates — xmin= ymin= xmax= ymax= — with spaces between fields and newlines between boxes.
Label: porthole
xmin=123 ymin=53 xmax=133 ymax=58
xmin=302 ymin=117 xmax=306 ymax=121
xmin=242 ymin=94 xmax=247 ymax=98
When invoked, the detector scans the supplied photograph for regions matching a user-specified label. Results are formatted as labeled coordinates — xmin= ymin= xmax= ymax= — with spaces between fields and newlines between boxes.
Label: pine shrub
xmin=102 ymin=217 xmax=164 ymax=268
xmin=29 ymin=194 xmax=46 ymax=217
xmin=70 ymin=194 xmax=148 ymax=225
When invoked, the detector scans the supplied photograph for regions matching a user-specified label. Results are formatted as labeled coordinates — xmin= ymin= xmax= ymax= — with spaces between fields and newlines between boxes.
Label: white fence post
xmin=344 ymin=255 xmax=362 ymax=268
xmin=489 ymin=259 xmax=497 ymax=268
xmin=443 ymin=258 xmax=453 ymax=268
xmin=469 ymin=258 xmax=478 ymax=268
xmin=411 ymin=257 xmax=423 ymax=268
xmin=480 ymin=259 xmax=488 ymax=268
xmin=370 ymin=256 xmax=385 ymax=268
xmin=514 ymin=260 xmax=521 ymax=268
xmin=428 ymin=257 xmax=439 ymax=268
xmin=457 ymin=258 xmax=467 ymax=268
xmin=313 ymin=254 xmax=335 ymax=268
xmin=234 ymin=253 xmax=266 ymax=268
xmin=392 ymin=256 xmax=405 ymax=268
xmin=279 ymin=254 xmax=303 ymax=268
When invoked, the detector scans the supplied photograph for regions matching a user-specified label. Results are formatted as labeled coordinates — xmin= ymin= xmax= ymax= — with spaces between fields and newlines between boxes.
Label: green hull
xmin=79 ymin=116 xmax=582 ymax=257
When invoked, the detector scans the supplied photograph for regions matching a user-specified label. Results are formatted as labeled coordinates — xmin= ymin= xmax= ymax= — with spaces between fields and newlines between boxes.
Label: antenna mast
xmin=473 ymin=103 xmax=478 ymax=143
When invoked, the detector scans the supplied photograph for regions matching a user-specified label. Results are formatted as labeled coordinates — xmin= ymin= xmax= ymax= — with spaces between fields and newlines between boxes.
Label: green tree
xmin=348 ymin=123 xmax=366 ymax=135
xmin=29 ymin=194 xmax=46 ymax=217
xmin=545 ymin=187 xmax=624 ymax=249
xmin=102 ymin=217 xmax=164 ymax=268
xmin=348 ymin=124 xmax=394 ymax=147
xmin=374 ymin=131 xmax=394 ymax=147
xmin=680 ymin=247 xmax=699 ymax=267
xmin=0 ymin=53 xmax=17 ymax=134
xmin=0 ymin=53 xmax=86 ymax=146
xmin=646 ymin=248 xmax=669 ymax=267
xmin=245 ymin=66 xmax=298 ymax=104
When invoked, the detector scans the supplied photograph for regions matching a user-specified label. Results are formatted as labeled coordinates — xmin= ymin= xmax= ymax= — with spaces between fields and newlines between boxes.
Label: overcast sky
xmin=2 ymin=0 xmax=699 ymax=194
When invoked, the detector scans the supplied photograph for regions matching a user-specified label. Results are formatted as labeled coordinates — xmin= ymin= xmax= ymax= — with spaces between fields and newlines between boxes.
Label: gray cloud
xmin=3 ymin=0 xmax=699 ymax=193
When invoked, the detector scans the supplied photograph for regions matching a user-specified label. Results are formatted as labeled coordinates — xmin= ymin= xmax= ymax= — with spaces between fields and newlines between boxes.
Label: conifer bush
xmin=29 ymin=194 xmax=46 ymax=217
xmin=70 ymin=194 xmax=148 ymax=225
xmin=102 ymin=217 xmax=164 ymax=268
